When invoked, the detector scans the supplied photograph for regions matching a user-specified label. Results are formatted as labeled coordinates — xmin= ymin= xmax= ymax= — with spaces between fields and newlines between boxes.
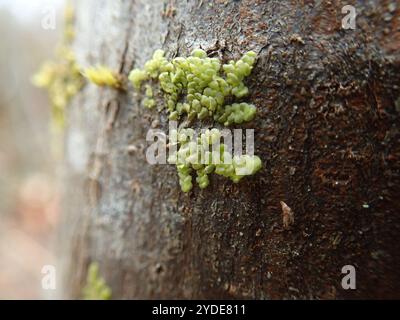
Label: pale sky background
xmin=0 ymin=0 xmax=64 ymax=23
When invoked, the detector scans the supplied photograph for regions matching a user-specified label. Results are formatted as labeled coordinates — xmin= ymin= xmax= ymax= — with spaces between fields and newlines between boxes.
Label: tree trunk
xmin=59 ymin=0 xmax=400 ymax=299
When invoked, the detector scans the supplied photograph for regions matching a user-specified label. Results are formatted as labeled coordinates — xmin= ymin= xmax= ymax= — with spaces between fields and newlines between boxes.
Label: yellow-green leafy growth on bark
xmin=128 ymin=49 xmax=257 ymax=124
xmin=168 ymin=128 xmax=262 ymax=192
xmin=82 ymin=262 xmax=112 ymax=300
xmin=32 ymin=4 xmax=84 ymax=130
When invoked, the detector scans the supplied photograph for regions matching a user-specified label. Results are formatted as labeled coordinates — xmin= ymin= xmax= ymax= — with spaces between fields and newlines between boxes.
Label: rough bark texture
xmin=59 ymin=0 xmax=400 ymax=299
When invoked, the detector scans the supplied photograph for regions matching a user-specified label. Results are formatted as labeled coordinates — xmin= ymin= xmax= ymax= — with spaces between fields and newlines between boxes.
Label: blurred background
xmin=0 ymin=0 xmax=64 ymax=299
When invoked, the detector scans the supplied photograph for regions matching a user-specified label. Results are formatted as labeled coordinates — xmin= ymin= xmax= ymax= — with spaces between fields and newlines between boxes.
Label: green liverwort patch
xmin=168 ymin=128 xmax=262 ymax=192
xmin=128 ymin=49 xmax=257 ymax=125
xmin=130 ymin=48 xmax=262 ymax=192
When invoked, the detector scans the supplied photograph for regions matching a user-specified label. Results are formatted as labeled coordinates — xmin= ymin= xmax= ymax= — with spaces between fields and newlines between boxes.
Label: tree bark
xmin=59 ymin=0 xmax=400 ymax=299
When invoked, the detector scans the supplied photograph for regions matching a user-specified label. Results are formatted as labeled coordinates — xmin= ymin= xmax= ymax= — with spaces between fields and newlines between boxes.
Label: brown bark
xmin=59 ymin=0 xmax=400 ymax=299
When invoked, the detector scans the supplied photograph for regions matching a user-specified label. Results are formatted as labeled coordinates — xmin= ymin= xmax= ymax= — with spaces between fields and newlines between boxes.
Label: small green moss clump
xmin=83 ymin=65 xmax=122 ymax=89
xmin=168 ymin=128 xmax=262 ymax=192
xmin=128 ymin=49 xmax=257 ymax=124
xmin=82 ymin=262 xmax=112 ymax=300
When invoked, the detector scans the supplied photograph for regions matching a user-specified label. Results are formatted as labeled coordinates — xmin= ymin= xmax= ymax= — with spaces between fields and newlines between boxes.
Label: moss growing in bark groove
xmin=82 ymin=262 xmax=112 ymax=300
xmin=128 ymin=49 xmax=257 ymax=124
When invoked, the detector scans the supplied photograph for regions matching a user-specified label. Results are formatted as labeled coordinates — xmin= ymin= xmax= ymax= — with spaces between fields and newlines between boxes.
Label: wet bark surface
xmin=59 ymin=0 xmax=400 ymax=299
